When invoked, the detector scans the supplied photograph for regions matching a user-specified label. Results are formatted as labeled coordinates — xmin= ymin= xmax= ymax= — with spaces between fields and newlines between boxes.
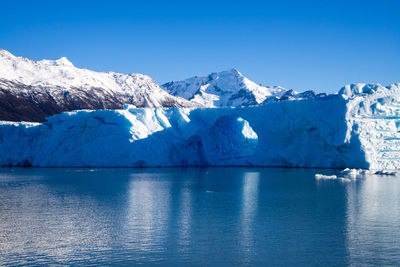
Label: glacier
xmin=1 ymin=82 xmax=400 ymax=169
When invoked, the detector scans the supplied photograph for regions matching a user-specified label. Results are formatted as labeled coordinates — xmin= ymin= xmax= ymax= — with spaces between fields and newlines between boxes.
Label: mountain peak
xmin=0 ymin=49 xmax=15 ymax=59
xmin=206 ymin=68 xmax=243 ymax=82
xmin=53 ymin=57 xmax=74 ymax=67
xmin=162 ymin=69 xmax=287 ymax=107
xmin=0 ymin=49 xmax=74 ymax=67
xmin=226 ymin=68 xmax=242 ymax=76
xmin=212 ymin=68 xmax=243 ymax=78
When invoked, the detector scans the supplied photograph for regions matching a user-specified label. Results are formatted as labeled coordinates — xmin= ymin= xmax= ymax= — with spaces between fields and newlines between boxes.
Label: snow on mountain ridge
xmin=1 ymin=48 xmax=376 ymax=122
xmin=0 ymin=49 xmax=197 ymax=121
xmin=0 ymin=49 xmax=290 ymax=110
xmin=0 ymin=49 xmax=15 ymax=58
xmin=40 ymin=56 xmax=74 ymax=67
xmin=162 ymin=68 xmax=288 ymax=107
xmin=0 ymin=49 xmax=149 ymax=91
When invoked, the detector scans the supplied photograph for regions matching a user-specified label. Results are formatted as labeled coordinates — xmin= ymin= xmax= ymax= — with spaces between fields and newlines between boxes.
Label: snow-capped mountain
xmin=0 ymin=49 xmax=196 ymax=122
xmin=0 ymin=49 xmax=315 ymax=122
xmin=162 ymin=68 xmax=288 ymax=107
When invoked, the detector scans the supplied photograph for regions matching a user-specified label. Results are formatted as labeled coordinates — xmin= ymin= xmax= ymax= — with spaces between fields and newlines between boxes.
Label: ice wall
xmin=341 ymin=83 xmax=400 ymax=169
xmin=0 ymin=83 xmax=399 ymax=169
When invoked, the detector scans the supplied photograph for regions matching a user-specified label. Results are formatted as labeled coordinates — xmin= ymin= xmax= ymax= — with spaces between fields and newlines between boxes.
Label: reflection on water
xmin=125 ymin=175 xmax=172 ymax=255
xmin=176 ymin=182 xmax=192 ymax=252
xmin=239 ymin=172 xmax=259 ymax=255
xmin=345 ymin=175 xmax=400 ymax=265
xmin=0 ymin=168 xmax=399 ymax=265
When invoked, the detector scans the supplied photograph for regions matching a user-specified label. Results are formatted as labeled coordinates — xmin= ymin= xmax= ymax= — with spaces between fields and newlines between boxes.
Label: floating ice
xmin=340 ymin=168 xmax=371 ymax=177
xmin=315 ymin=174 xmax=338 ymax=180
xmin=374 ymin=170 xmax=397 ymax=176
xmin=341 ymin=168 xmax=360 ymax=177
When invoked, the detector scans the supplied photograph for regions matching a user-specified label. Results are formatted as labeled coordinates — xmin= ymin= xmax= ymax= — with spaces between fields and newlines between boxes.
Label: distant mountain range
xmin=0 ymin=49 xmax=316 ymax=122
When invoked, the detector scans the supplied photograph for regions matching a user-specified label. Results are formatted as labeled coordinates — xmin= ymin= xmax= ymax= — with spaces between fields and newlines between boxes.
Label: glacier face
xmin=1 ymin=82 xmax=399 ymax=169
xmin=341 ymin=83 xmax=400 ymax=169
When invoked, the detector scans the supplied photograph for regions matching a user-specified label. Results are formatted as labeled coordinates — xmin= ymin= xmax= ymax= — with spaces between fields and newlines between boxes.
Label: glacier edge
xmin=1 ymin=82 xmax=400 ymax=169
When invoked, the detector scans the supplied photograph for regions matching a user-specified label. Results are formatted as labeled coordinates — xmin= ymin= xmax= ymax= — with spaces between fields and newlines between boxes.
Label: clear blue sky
xmin=1 ymin=0 xmax=399 ymax=92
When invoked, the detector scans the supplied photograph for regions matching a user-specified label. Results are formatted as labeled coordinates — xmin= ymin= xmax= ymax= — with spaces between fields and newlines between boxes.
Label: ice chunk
xmin=315 ymin=173 xmax=352 ymax=182
xmin=341 ymin=168 xmax=359 ymax=177
xmin=340 ymin=168 xmax=370 ymax=177
xmin=315 ymin=174 xmax=337 ymax=180
xmin=374 ymin=170 xmax=396 ymax=176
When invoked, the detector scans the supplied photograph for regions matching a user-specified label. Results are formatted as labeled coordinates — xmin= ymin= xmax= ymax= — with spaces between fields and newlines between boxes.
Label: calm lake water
xmin=0 ymin=167 xmax=399 ymax=266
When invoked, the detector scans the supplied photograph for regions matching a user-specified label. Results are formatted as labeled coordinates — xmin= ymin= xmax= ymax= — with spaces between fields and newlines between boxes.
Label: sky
xmin=0 ymin=0 xmax=399 ymax=92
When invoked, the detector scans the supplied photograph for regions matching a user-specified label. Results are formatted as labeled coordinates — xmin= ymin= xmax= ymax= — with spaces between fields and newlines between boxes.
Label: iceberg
xmin=0 ymin=82 xmax=400 ymax=169
xmin=315 ymin=174 xmax=352 ymax=182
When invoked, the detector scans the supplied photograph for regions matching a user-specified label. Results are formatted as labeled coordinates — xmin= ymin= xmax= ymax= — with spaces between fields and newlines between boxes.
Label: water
xmin=0 ymin=168 xmax=399 ymax=266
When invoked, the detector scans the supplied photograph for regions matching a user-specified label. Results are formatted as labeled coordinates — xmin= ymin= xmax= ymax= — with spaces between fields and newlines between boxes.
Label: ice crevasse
xmin=0 ymin=83 xmax=400 ymax=169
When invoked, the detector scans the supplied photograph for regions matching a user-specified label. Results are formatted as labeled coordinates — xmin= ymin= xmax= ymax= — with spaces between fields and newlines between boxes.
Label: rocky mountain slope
xmin=0 ymin=49 xmax=319 ymax=122
xmin=0 ymin=49 xmax=195 ymax=122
